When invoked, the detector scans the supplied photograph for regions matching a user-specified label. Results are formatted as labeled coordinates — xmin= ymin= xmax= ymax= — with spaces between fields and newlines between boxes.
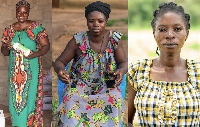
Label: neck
xmin=158 ymin=51 xmax=183 ymax=68
xmin=88 ymin=31 xmax=104 ymax=43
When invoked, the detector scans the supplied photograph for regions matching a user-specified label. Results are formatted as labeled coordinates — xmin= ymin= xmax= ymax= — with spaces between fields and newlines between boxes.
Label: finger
xmin=113 ymin=70 xmax=120 ymax=75
xmin=58 ymin=70 xmax=70 ymax=83
xmin=7 ymin=47 xmax=12 ymax=50
xmin=114 ymin=81 xmax=121 ymax=87
xmin=114 ymin=70 xmax=123 ymax=82
xmin=59 ymin=77 xmax=70 ymax=84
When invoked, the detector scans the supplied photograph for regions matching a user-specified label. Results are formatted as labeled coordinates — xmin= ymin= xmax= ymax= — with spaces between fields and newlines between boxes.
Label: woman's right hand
xmin=1 ymin=41 xmax=13 ymax=56
xmin=57 ymin=69 xmax=70 ymax=84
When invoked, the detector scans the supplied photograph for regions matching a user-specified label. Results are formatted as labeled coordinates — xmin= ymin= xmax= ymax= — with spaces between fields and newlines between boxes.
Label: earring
xmin=156 ymin=47 xmax=159 ymax=56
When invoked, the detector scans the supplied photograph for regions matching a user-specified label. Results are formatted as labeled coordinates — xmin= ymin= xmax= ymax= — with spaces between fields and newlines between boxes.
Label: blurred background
xmin=128 ymin=0 xmax=200 ymax=64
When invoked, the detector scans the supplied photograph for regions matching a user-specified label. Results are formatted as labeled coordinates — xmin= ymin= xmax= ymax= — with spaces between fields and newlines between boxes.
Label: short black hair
xmin=151 ymin=2 xmax=190 ymax=32
xmin=85 ymin=1 xmax=111 ymax=19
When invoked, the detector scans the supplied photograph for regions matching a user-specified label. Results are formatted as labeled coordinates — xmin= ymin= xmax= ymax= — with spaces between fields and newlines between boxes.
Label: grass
xmin=107 ymin=19 xmax=116 ymax=26
xmin=121 ymin=34 xmax=128 ymax=40
xmin=107 ymin=18 xmax=128 ymax=27
xmin=120 ymin=18 xmax=128 ymax=24
xmin=148 ymin=51 xmax=158 ymax=58
xmin=188 ymin=42 xmax=200 ymax=50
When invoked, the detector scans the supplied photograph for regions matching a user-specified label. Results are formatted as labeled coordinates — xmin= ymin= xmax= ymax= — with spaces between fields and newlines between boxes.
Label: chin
xmin=92 ymin=31 xmax=103 ymax=36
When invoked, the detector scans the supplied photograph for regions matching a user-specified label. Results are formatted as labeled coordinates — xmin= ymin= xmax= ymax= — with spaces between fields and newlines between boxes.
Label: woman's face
xmin=87 ymin=11 xmax=107 ymax=36
xmin=154 ymin=12 xmax=188 ymax=54
xmin=16 ymin=6 xmax=29 ymax=23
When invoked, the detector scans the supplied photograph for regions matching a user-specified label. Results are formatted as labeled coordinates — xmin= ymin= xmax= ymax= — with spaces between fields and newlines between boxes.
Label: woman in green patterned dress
xmin=1 ymin=0 xmax=50 ymax=126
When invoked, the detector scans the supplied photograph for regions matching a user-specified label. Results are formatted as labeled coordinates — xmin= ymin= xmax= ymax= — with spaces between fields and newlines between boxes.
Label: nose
xmin=93 ymin=21 xmax=99 ymax=27
xmin=166 ymin=29 xmax=175 ymax=40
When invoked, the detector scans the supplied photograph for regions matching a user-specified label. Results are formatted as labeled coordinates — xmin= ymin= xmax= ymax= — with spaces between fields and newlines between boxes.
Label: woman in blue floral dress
xmin=54 ymin=1 xmax=127 ymax=127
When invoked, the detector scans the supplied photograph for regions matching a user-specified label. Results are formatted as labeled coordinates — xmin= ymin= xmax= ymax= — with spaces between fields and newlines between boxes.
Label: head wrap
xmin=16 ymin=0 xmax=30 ymax=9
xmin=85 ymin=1 xmax=111 ymax=19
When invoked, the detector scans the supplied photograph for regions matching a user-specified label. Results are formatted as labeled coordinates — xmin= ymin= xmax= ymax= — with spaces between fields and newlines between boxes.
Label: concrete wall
xmin=0 ymin=0 xmax=52 ymax=106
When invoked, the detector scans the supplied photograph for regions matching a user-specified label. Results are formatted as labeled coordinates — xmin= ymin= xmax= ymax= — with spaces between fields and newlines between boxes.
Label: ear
xmin=106 ymin=20 xmax=108 ymax=25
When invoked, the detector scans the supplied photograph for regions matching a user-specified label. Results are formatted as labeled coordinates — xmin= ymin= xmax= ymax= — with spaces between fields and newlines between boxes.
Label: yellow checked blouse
xmin=128 ymin=59 xmax=200 ymax=126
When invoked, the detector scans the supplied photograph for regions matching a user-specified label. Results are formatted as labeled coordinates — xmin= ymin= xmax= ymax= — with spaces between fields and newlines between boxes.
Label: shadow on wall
xmin=52 ymin=0 xmax=59 ymax=8
xmin=53 ymin=0 xmax=127 ymax=9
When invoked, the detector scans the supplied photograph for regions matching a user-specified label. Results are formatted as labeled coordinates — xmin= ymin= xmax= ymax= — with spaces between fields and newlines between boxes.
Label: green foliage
xmin=120 ymin=18 xmax=128 ymax=24
xmin=121 ymin=34 xmax=128 ymax=40
xmin=107 ymin=20 xmax=116 ymax=26
xmin=148 ymin=51 xmax=158 ymax=58
xmin=188 ymin=42 xmax=200 ymax=50
xmin=128 ymin=0 xmax=200 ymax=30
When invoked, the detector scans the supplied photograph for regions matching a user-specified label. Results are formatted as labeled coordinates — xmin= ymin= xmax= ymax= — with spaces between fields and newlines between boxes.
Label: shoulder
xmin=28 ymin=21 xmax=42 ymax=29
xmin=187 ymin=59 xmax=200 ymax=73
xmin=74 ymin=31 xmax=86 ymax=37
xmin=110 ymin=30 xmax=123 ymax=42
xmin=73 ymin=31 xmax=87 ymax=45
xmin=129 ymin=59 xmax=151 ymax=71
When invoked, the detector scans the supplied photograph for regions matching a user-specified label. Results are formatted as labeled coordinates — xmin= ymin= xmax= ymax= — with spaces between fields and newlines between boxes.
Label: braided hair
xmin=85 ymin=1 xmax=111 ymax=19
xmin=151 ymin=2 xmax=190 ymax=32
xmin=16 ymin=0 xmax=30 ymax=9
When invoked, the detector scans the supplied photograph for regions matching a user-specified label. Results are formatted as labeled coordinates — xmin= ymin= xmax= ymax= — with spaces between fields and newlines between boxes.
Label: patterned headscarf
xmin=85 ymin=1 xmax=111 ymax=19
xmin=16 ymin=0 xmax=30 ymax=9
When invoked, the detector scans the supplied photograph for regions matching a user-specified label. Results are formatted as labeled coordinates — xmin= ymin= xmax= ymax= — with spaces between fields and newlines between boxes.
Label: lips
xmin=163 ymin=42 xmax=178 ymax=48
xmin=92 ymin=29 xmax=100 ymax=32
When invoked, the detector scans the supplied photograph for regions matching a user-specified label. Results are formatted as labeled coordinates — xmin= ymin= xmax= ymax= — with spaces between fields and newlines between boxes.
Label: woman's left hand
xmin=25 ymin=50 xmax=37 ymax=59
xmin=113 ymin=68 xmax=126 ymax=87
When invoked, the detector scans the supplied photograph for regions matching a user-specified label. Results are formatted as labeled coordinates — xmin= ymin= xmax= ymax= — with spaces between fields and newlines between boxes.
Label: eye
xmin=174 ymin=27 xmax=182 ymax=32
xmin=88 ymin=20 xmax=94 ymax=23
xmin=158 ymin=27 xmax=167 ymax=32
xmin=98 ymin=20 xmax=104 ymax=23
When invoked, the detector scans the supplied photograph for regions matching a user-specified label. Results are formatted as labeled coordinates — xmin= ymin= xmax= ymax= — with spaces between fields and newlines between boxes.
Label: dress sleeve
xmin=33 ymin=24 xmax=48 ymax=40
xmin=128 ymin=61 xmax=139 ymax=91
xmin=110 ymin=31 xmax=123 ymax=50
xmin=73 ymin=31 xmax=85 ymax=45
xmin=1 ymin=25 xmax=14 ymax=44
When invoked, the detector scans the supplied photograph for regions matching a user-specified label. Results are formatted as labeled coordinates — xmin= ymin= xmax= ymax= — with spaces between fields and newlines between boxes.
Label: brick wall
xmin=0 ymin=0 xmax=52 ymax=106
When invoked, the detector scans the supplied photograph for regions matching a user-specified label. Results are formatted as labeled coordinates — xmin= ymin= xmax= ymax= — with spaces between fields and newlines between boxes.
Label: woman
xmin=1 ymin=0 xmax=50 ymax=126
xmin=54 ymin=1 xmax=127 ymax=126
xmin=128 ymin=2 xmax=200 ymax=127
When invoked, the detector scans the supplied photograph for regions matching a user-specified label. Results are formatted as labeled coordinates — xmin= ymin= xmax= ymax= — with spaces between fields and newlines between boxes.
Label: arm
xmin=128 ymin=82 xmax=137 ymax=126
xmin=114 ymin=40 xmax=128 ymax=86
xmin=54 ymin=38 xmax=78 ymax=83
xmin=1 ymin=27 xmax=12 ymax=56
xmin=1 ymin=42 xmax=12 ymax=56
xmin=26 ymin=30 xmax=50 ymax=59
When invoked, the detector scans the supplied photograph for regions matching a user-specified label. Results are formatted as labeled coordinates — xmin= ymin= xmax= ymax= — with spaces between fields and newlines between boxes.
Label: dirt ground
xmin=52 ymin=7 xmax=128 ymax=125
